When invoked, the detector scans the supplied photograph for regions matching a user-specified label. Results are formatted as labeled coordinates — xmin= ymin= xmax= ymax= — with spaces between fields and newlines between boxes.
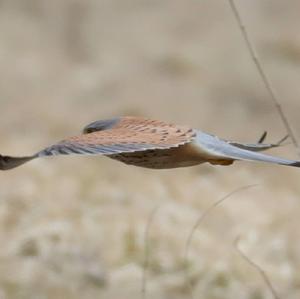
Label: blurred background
xmin=0 ymin=0 xmax=300 ymax=298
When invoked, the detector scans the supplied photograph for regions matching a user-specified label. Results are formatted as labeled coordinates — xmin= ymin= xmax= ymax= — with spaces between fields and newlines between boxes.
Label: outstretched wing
xmin=195 ymin=131 xmax=300 ymax=168
xmin=0 ymin=117 xmax=196 ymax=170
xmin=38 ymin=116 xmax=196 ymax=157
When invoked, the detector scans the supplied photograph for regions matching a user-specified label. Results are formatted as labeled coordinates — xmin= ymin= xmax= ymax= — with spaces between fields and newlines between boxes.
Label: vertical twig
xmin=228 ymin=0 xmax=300 ymax=157
xmin=184 ymin=184 xmax=258 ymax=298
xmin=234 ymin=236 xmax=281 ymax=299
xmin=141 ymin=205 xmax=162 ymax=299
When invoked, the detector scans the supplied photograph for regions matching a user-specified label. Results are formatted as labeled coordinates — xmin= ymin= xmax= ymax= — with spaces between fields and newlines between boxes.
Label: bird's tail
xmin=196 ymin=131 xmax=300 ymax=168
xmin=0 ymin=154 xmax=36 ymax=170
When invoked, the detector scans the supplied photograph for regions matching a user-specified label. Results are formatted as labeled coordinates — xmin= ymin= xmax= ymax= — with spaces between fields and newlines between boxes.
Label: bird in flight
xmin=0 ymin=116 xmax=299 ymax=170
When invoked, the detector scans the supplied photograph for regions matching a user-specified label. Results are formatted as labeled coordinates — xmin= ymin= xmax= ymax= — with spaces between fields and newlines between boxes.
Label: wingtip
xmin=0 ymin=154 xmax=35 ymax=170
xmin=290 ymin=161 xmax=300 ymax=168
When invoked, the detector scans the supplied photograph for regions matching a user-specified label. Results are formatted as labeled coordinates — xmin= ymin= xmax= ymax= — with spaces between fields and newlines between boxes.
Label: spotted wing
xmin=38 ymin=117 xmax=196 ymax=157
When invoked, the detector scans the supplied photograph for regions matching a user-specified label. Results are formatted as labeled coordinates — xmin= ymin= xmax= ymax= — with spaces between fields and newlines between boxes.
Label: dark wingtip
xmin=290 ymin=161 xmax=300 ymax=168
xmin=0 ymin=154 xmax=35 ymax=170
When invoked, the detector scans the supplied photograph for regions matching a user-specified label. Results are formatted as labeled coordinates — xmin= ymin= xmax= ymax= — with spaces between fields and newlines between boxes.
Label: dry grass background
xmin=0 ymin=0 xmax=300 ymax=298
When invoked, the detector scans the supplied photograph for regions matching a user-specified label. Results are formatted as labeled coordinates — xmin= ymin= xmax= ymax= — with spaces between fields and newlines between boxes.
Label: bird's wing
xmin=0 ymin=116 xmax=196 ymax=170
xmin=39 ymin=117 xmax=196 ymax=157
xmin=195 ymin=131 xmax=300 ymax=168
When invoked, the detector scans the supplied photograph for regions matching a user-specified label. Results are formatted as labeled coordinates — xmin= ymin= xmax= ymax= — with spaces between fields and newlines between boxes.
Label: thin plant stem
xmin=184 ymin=184 xmax=258 ymax=298
xmin=234 ymin=236 xmax=281 ymax=299
xmin=141 ymin=205 xmax=162 ymax=299
xmin=228 ymin=0 xmax=300 ymax=157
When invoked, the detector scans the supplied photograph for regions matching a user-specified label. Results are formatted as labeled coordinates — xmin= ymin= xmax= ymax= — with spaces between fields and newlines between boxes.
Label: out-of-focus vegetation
xmin=0 ymin=0 xmax=300 ymax=298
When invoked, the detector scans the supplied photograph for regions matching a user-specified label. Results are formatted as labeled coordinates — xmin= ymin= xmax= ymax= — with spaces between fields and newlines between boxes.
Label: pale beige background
xmin=0 ymin=0 xmax=300 ymax=298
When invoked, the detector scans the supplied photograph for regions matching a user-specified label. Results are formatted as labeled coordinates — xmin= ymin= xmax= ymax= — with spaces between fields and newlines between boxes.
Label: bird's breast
xmin=107 ymin=143 xmax=206 ymax=169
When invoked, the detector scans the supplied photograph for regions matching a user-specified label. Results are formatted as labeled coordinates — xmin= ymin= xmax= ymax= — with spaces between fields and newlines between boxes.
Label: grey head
xmin=82 ymin=117 xmax=121 ymax=134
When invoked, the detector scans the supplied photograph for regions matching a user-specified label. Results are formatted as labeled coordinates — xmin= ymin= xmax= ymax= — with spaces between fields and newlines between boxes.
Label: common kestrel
xmin=0 ymin=116 xmax=299 ymax=170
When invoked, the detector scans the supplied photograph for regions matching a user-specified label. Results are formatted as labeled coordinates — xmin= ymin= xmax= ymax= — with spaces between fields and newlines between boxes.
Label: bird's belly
xmin=108 ymin=144 xmax=205 ymax=169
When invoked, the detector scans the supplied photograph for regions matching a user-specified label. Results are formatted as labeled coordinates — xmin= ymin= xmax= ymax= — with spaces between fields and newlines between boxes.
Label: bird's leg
xmin=257 ymin=131 xmax=267 ymax=143
xmin=274 ymin=134 xmax=289 ymax=146
xmin=229 ymin=133 xmax=289 ymax=152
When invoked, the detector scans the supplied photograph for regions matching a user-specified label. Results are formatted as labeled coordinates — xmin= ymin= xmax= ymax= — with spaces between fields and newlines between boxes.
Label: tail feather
xmin=0 ymin=155 xmax=36 ymax=170
xmin=196 ymin=131 xmax=300 ymax=168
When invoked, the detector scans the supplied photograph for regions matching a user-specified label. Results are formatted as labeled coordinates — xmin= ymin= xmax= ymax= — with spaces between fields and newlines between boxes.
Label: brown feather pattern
xmin=39 ymin=116 xmax=197 ymax=157
xmin=1 ymin=116 xmax=300 ymax=170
